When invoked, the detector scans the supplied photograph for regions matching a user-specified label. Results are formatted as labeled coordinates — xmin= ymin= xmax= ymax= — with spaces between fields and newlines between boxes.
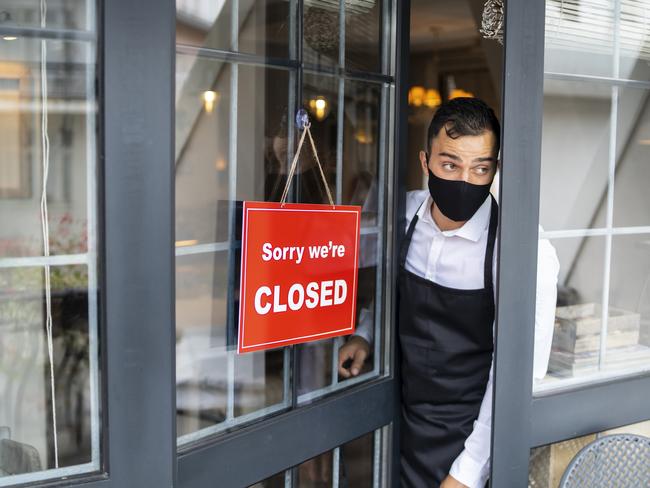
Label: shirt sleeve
xmin=352 ymin=306 xmax=374 ymax=346
xmin=449 ymin=234 xmax=559 ymax=487
xmin=448 ymin=362 xmax=493 ymax=488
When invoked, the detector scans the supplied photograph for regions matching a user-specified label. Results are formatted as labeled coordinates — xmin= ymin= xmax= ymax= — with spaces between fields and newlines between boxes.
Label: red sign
xmin=238 ymin=201 xmax=361 ymax=354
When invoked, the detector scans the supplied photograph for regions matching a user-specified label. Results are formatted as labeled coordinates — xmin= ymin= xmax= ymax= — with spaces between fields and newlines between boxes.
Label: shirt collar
xmin=417 ymin=194 xmax=492 ymax=242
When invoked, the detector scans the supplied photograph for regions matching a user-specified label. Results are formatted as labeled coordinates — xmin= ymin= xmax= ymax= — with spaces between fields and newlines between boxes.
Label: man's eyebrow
xmin=472 ymin=156 xmax=497 ymax=163
xmin=438 ymin=152 xmax=460 ymax=161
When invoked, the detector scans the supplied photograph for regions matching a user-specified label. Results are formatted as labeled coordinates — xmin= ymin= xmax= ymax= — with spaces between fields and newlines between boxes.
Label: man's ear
xmin=419 ymin=150 xmax=429 ymax=175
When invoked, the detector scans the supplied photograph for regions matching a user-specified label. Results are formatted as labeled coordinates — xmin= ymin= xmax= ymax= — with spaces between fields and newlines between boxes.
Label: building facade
xmin=1 ymin=0 xmax=649 ymax=486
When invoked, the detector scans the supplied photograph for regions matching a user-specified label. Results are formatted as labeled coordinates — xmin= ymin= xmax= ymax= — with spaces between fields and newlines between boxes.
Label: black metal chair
xmin=559 ymin=434 xmax=650 ymax=488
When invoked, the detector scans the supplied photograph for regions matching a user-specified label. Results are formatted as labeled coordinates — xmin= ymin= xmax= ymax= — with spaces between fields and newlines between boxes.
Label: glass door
xmin=174 ymin=1 xmax=406 ymax=486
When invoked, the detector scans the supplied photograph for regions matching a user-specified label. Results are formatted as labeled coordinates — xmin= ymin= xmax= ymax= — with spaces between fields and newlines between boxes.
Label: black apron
xmin=399 ymin=197 xmax=498 ymax=488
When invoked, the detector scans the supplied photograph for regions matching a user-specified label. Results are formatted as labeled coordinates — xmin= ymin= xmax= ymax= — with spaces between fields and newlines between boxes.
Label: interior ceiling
xmin=410 ymin=0 xmax=479 ymax=52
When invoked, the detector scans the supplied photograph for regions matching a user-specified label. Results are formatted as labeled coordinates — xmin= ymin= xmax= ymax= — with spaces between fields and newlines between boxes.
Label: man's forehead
xmin=432 ymin=129 xmax=495 ymax=153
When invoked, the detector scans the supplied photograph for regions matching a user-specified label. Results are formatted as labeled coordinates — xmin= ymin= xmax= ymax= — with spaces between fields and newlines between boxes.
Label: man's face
xmin=419 ymin=126 xmax=498 ymax=185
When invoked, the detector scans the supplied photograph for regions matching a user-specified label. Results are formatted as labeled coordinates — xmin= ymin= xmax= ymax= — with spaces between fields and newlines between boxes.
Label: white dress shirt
xmin=355 ymin=189 xmax=559 ymax=488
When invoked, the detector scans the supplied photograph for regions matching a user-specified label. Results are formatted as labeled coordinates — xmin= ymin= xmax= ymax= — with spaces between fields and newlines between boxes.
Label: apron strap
xmin=483 ymin=196 xmax=499 ymax=290
xmin=399 ymin=199 xmax=426 ymax=268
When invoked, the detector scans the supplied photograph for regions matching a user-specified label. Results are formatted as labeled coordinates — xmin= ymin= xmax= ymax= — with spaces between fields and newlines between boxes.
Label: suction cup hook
xmin=295 ymin=109 xmax=310 ymax=130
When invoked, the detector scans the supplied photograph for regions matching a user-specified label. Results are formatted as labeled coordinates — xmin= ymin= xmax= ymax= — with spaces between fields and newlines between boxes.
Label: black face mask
xmin=427 ymin=168 xmax=491 ymax=222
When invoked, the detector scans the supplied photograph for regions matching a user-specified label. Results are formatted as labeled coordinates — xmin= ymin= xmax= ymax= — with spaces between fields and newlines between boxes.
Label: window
xmin=534 ymin=0 xmax=650 ymax=393
xmin=174 ymin=0 xmax=395 ymax=445
xmin=0 ymin=1 xmax=100 ymax=484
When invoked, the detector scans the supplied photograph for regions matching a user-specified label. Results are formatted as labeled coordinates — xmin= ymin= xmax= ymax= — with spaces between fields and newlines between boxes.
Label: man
xmin=338 ymin=98 xmax=558 ymax=487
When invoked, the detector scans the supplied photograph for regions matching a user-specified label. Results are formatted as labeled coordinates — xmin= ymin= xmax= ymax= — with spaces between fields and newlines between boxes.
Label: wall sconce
xmin=203 ymin=90 xmax=219 ymax=113
xmin=408 ymin=86 xmax=425 ymax=107
xmin=308 ymin=96 xmax=330 ymax=121
xmin=409 ymin=86 xmax=473 ymax=108
xmin=449 ymin=88 xmax=474 ymax=99
xmin=354 ymin=128 xmax=374 ymax=144
xmin=424 ymin=89 xmax=441 ymax=108
xmin=409 ymin=87 xmax=442 ymax=108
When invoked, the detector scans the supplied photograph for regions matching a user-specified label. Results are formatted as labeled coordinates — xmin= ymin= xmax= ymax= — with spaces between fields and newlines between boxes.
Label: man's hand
xmin=440 ymin=475 xmax=469 ymax=488
xmin=337 ymin=336 xmax=370 ymax=378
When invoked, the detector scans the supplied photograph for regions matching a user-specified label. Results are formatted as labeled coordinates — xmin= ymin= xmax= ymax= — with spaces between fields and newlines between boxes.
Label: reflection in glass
xmin=613 ymin=88 xmax=650 ymax=227
xmin=297 ymin=77 xmax=383 ymax=401
xmin=608 ymin=235 xmax=650 ymax=368
xmin=176 ymin=252 xmax=229 ymax=433
xmin=544 ymin=0 xmax=614 ymax=78
xmin=297 ymin=450 xmax=333 ymax=488
xmin=618 ymin=2 xmax=650 ymax=82
xmin=0 ymin=38 xmax=94 ymax=257
xmin=339 ymin=431 xmax=374 ymax=487
xmin=175 ymin=56 xmax=290 ymax=441
xmin=539 ymin=80 xmax=611 ymax=231
xmin=0 ymin=1 xmax=93 ymax=31
xmin=0 ymin=266 xmax=93 ymax=472
xmin=176 ymin=56 xmax=231 ymax=246
xmin=343 ymin=80 xmax=381 ymax=226
xmin=0 ymin=6 xmax=98 ymax=481
xmin=304 ymin=2 xmax=339 ymax=69
xmin=238 ymin=65 xmax=290 ymax=202
xmin=176 ymin=0 xmax=290 ymax=58
xmin=345 ymin=0 xmax=383 ymax=73
xmin=248 ymin=471 xmax=287 ymax=487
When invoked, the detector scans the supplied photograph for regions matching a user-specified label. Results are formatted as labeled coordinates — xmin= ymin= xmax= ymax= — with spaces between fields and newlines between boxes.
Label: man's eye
xmin=475 ymin=166 xmax=489 ymax=175
xmin=442 ymin=162 xmax=456 ymax=170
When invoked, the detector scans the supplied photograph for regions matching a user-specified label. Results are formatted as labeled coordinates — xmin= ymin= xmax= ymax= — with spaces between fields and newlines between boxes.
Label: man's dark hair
xmin=426 ymin=97 xmax=501 ymax=155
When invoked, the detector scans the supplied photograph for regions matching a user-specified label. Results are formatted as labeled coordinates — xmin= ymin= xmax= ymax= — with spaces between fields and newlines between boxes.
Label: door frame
xmin=491 ymin=1 xmax=650 ymax=486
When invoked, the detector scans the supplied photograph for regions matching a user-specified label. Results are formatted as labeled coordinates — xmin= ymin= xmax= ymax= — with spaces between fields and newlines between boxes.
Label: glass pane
xmin=296 ymin=450 xmax=334 ymax=488
xmin=297 ymin=339 xmax=334 ymax=396
xmin=536 ymin=237 xmax=606 ymax=387
xmin=0 ymin=38 xmax=95 ymax=257
xmin=0 ymin=1 xmax=94 ymax=31
xmin=540 ymin=79 xmax=611 ymax=231
xmin=176 ymin=0 xmax=291 ymax=58
xmin=528 ymin=420 xmax=650 ymax=487
xmin=618 ymin=2 xmax=650 ymax=82
xmin=345 ymin=0 xmax=382 ymax=73
xmin=176 ymin=59 xmax=291 ymax=441
xmin=176 ymin=252 xmax=229 ymax=434
xmin=299 ymin=72 xmax=339 ymax=204
xmin=0 ymin=265 xmax=96 ymax=474
xmin=339 ymin=432 xmax=374 ymax=487
xmin=613 ymin=87 xmax=650 ymax=227
xmin=343 ymin=80 xmax=381 ymax=226
xmin=608 ymin=234 xmax=650 ymax=370
xmin=544 ymin=0 xmax=615 ymax=78
xmin=248 ymin=471 xmax=287 ymax=487
xmin=303 ymin=2 xmax=339 ymax=70
xmin=0 ymin=8 xmax=99 ymax=483
xmin=176 ymin=250 xmax=288 ymax=440
xmin=237 ymin=65 xmax=290 ymax=202
xmin=175 ymin=56 xmax=231 ymax=246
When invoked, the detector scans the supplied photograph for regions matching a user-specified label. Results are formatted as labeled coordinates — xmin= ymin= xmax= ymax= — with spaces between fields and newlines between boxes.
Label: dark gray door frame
xmin=101 ymin=0 xmax=177 ymax=486
xmin=491 ymin=1 xmax=650 ymax=486
xmin=490 ymin=0 xmax=546 ymax=485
